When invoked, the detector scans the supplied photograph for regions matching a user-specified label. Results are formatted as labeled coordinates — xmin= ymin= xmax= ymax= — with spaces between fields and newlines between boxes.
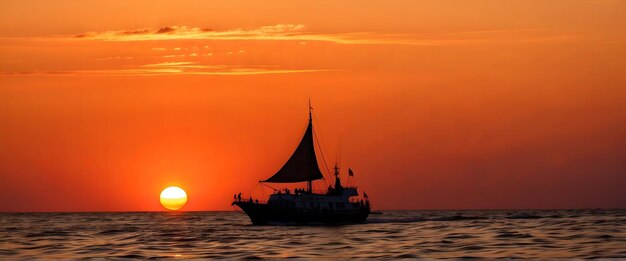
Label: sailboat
xmin=232 ymin=104 xmax=371 ymax=225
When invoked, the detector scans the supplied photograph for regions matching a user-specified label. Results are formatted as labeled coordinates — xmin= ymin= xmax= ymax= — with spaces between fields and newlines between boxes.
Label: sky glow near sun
xmin=0 ymin=0 xmax=625 ymax=211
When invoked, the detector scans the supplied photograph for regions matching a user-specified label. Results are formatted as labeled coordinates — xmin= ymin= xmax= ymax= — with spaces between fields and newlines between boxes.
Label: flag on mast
xmin=348 ymin=168 xmax=354 ymax=176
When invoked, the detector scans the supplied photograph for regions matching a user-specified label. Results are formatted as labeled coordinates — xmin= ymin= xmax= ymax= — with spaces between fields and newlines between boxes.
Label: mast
xmin=308 ymin=98 xmax=313 ymax=193
xmin=262 ymin=99 xmax=323 ymax=186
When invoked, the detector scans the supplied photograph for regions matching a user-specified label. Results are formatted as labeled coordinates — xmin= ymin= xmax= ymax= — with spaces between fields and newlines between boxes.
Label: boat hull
xmin=233 ymin=201 xmax=370 ymax=225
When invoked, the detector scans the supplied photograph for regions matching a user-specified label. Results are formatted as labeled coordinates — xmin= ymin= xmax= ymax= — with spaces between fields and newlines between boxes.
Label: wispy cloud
xmin=94 ymin=56 xmax=134 ymax=61
xmin=47 ymin=24 xmax=577 ymax=46
xmin=1 ymin=62 xmax=334 ymax=76
xmin=0 ymin=24 xmax=578 ymax=77
xmin=141 ymin=61 xmax=224 ymax=69
xmin=70 ymin=24 xmax=308 ymax=42
xmin=137 ymin=61 xmax=335 ymax=75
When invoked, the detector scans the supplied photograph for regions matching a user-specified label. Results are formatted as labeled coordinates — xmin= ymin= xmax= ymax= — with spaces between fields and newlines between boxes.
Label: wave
xmin=2 ymin=209 xmax=624 ymax=259
xmin=366 ymin=217 xmax=427 ymax=224
xmin=496 ymin=231 xmax=533 ymax=238
xmin=507 ymin=213 xmax=543 ymax=219
xmin=431 ymin=215 xmax=487 ymax=221
xmin=366 ymin=215 xmax=487 ymax=224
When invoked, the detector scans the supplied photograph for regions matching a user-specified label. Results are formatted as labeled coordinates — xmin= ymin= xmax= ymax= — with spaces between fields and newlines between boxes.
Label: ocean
xmin=1 ymin=209 xmax=624 ymax=258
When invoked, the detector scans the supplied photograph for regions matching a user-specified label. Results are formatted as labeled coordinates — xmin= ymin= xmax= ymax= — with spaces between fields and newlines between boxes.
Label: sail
xmin=263 ymin=118 xmax=324 ymax=183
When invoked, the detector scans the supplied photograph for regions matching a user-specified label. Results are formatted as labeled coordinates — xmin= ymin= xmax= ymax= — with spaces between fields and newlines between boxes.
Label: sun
xmin=160 ymin=186 xmax=188 ymax=210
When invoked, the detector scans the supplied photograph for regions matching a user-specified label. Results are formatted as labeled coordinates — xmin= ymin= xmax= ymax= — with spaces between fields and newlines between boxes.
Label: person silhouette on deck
xmin=237 ymin=193 xmax=242 ymax=201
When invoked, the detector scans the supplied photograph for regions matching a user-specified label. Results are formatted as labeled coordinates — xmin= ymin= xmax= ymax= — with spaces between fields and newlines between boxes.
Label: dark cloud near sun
xmin=155 ymin=26 xmax=176 ymax=34
xmin=121 ymin=28 xmax=152 ymax=35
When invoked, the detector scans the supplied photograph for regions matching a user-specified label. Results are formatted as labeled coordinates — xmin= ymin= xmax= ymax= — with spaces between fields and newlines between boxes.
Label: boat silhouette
xmin=232 ymin=102 xmax=370 ymax=225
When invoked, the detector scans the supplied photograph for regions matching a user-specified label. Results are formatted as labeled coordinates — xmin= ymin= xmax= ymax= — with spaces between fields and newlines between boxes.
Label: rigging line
xmin=337 ymin=135 xmax=342 ymax=187
xmin=338 ymin=135 xmax=342 ymax=168
xmin=259 ymin=182 xmax=280 ymax=192
xmin=248 ymin=182 xmax=260 ymax=199
xmin=313 ymin=125 xmax=331 ymax=189
xmin=320 ymin=136 xmax=332 ymax=188
xmin=310 ymin=111 xmax=330 ymax=186
xmin=312 ymin=113 xmax=332 ymax=177
xmin=258 ymin=181 xmax=267 ymax=201
xmin=314 ymin=131 xmax=331 ymax=175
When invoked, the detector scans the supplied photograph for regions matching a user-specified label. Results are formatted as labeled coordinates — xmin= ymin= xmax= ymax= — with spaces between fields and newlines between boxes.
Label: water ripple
xmin=0 ymin=209 xmax=625 ymax=258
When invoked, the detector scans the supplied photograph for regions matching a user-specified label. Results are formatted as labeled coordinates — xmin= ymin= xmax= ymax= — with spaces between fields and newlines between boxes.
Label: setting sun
xmin=159 ymin=186 xmax=188 ymax=211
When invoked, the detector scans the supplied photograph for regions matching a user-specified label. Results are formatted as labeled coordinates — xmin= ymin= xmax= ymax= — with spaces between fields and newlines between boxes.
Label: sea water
xmin=1 ymin=209 xmax=624 ymax=258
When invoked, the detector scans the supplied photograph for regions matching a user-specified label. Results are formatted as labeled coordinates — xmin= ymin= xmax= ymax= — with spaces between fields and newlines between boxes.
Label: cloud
xmin=0 ymin=25 xmax=577 ymax=78
xmin=137 ymin=61 xmax=334 ymax=75
xmin=69 ymin=24 xmax=307 ymax=42
xmin=141 ymin=61 xmax=225 ymax=69
xmin=162 ymin=54 xmax=186 ymax=58
xmin=1 ymin=62 xmax=335 ymax=76
xmin=59 ymin=24 xmax=576 ymax=46
xmin=155 ymin=26 xmax=176 ymax=34
xmin=94 ymin=56 xmax=134 ymax=61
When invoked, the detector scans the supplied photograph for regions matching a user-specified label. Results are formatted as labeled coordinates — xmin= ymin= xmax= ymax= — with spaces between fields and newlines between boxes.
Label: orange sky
xmin=1 ymin=0 xmax=625 ymax=211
